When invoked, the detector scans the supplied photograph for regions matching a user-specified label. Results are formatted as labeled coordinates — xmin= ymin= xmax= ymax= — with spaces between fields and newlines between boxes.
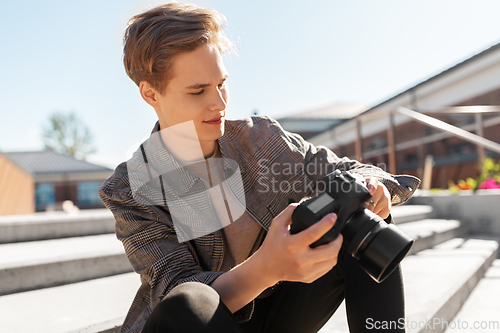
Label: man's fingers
xmin=295 ymin=213 xmax=337 ymax=246
xmin=374 ymin=201 xmax=391 ymax=219
xmin=369 ymin=190 xmax=383 ymax=211
xmin=366 ymin=177 xmax=378 ymax=212
xmin=365 ymin=178 xmax=392 ymax=219
xmin=366 ymin=177 xmax=378 ymax=193
xmin=370 ymin=201 xmax=390 ymax=219
xmin=306 ymin=241 xmax=344 ymax=282
xmin=374 ymin=183 xmax=391 ymax=218
xmin=306 ymin=233 xmax=343 ymax=262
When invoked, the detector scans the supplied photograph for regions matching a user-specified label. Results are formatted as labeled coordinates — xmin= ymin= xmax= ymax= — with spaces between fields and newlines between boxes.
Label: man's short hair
xmin=123 ymin=3 xmax=234 ymax=93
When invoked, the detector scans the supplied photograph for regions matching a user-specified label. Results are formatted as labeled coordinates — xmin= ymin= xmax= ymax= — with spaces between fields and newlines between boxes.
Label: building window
xmin=77 ymin=181 xmax=102 ymax=206
xmin=35 ymin=183 xmax=55 ymax=210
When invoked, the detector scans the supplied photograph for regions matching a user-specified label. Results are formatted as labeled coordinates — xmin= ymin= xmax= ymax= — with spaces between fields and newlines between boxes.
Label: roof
xmin=360 ymin=41 xmax=500 ymax=116
xmin=2 ymin=151 xmax=112 ymax=176
xmin=277 ymin=103 xmax=369 ymax=121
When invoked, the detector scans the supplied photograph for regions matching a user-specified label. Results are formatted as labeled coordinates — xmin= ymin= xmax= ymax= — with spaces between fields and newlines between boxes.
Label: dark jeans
xmin=142 ymin=244 xmax=406 ymax=333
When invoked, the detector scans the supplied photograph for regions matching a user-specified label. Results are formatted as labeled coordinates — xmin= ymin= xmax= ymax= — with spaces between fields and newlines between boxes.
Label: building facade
xmin=1 ymin=151 xmax=113 ymax=214
xmin=300 ymin=43 xmax=500 ymax=189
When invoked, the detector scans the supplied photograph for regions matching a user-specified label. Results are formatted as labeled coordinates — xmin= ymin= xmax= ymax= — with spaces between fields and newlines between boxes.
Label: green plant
xmin=477 ymin=157 xmax=500 ymax=185
xmin=448 ymin=158 xmax=500 ymax=192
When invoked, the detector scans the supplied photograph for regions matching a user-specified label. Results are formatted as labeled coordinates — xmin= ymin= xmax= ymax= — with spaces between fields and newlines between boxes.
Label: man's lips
xmin=204 ymin=116 xmax=223 ymax=124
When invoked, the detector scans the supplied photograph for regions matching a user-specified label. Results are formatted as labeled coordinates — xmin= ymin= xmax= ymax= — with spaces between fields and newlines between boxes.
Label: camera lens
xmin=343 ymin=209 xmax=414 ymax=283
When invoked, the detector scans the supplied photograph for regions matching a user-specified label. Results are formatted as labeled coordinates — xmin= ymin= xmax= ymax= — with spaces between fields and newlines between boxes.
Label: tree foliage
xmin=42 ymin=111 xmax=96 ymax=160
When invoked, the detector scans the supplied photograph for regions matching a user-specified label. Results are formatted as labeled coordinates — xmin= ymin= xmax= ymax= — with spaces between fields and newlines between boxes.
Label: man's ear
xmin=139 ymin=81 xmax=159 ymax=108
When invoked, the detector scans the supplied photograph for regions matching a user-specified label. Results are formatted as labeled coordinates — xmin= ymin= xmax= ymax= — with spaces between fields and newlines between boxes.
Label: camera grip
xmin=291 ymin=204 xmax=340 ymax=248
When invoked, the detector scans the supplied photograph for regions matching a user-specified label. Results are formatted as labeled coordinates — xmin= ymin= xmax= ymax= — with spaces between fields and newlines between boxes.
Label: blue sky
xmin=1 ymin=0 xmax=500 ymax=168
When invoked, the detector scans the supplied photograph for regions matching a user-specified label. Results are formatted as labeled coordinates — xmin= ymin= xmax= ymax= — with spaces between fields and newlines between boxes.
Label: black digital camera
xmin=290 ymin=170 xmax=413 ymax=283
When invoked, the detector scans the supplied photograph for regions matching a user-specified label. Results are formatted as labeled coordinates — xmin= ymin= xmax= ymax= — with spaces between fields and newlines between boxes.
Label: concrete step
xmin=0 ymin=234 xmax=132 ymax=295
xmin=398 ymin=219 xmax=469 ymax=255
xmin=0 ymin=209 xmax=115 ymax=243
xmin=443 ymin=259 xmax=500 ymax=333
xmin=391 ymin=205 xmax=434 ymax=224
xmin=403 ymin=237 xmax=498 ymax=333
xmin=0 ymin=205 xmax=432 ymax=244
xmin=319 ymin=237 xmax=499 ymax=333
xmin=0 ymin=272 xmax=141 ymax=333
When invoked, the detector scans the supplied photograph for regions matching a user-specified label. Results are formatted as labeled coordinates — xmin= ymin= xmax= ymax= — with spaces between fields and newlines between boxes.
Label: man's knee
xmin=159 ymin=282 xmax=220 ymax=322
xmin=144 ymin=282 xmax=216 ymax=332
xmin=144 ymin=282 xmax=241 ymax=333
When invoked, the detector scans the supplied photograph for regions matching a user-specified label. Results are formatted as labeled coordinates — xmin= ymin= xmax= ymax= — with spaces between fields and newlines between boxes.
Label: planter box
xmin=409 ymin=189 xmax=500 ymax=235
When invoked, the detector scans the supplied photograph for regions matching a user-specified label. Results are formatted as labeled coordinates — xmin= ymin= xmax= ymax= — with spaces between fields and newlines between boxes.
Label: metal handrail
xmin=396 ymin=107 xmax=500 ymax=154
xmin=356 ymin=105 xmax=500 ymax=121
xmin=417 ymin=105 xmax=500 ymax=114
xmin=354 ymin=105 xmax=500 ymax=174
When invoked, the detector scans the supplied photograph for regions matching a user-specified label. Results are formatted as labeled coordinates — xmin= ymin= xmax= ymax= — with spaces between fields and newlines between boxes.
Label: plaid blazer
xmin=99 ymin=116 xmax=420 ymax=333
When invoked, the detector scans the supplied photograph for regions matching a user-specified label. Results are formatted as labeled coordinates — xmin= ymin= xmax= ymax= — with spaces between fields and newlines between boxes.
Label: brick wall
xmin=0 ymin=154 xmax=35 ymax=215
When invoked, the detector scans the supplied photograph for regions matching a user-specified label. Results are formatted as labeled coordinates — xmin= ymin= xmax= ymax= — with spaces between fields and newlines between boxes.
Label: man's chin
xmin=211 ymin=125 xmax=225 ymax=140
xmin=200 ymin=129 xmax=224 ymax=142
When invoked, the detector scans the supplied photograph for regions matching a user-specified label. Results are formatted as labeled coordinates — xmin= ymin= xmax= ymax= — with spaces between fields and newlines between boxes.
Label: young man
xmin=99 ymin=3 xmax=420 ymax=333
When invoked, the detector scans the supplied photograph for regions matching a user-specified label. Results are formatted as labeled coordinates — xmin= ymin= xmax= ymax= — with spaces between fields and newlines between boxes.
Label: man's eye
xmin=191 ymin=90 xmax=204 ymax=95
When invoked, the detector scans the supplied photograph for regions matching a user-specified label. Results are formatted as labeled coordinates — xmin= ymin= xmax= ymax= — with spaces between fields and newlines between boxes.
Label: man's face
xmin=154 ymin=44 xmax=228 ymax=146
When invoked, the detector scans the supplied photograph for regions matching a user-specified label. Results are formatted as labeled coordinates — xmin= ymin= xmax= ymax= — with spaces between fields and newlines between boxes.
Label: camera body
xmin=290 ymin=170 xmax=413 ymax=283
xmin=290 ymin=170 xmax=371 ymax=248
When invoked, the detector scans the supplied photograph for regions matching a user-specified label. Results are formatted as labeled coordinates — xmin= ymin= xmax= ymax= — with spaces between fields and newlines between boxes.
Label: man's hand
xmin=255 ymin=204 xmax=343 ymax=287
xmin=211 ymin=204 xmax=342 ymax=313
xmin=365 ymin=177 xmax=391 ymax=219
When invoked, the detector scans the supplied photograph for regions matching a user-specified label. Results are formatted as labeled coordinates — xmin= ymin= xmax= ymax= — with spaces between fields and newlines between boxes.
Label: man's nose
xmin=209 ymin=88 xmax=227 ymax=112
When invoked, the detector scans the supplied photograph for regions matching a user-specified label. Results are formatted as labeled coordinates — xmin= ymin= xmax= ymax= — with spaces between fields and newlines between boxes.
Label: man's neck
xmin=200 ymin=140 xmax=217 ymax=159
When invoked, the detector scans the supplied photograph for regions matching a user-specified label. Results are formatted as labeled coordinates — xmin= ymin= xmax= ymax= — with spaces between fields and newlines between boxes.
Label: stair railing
xmin=354 ymin=106 xmax=500 ymax=174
